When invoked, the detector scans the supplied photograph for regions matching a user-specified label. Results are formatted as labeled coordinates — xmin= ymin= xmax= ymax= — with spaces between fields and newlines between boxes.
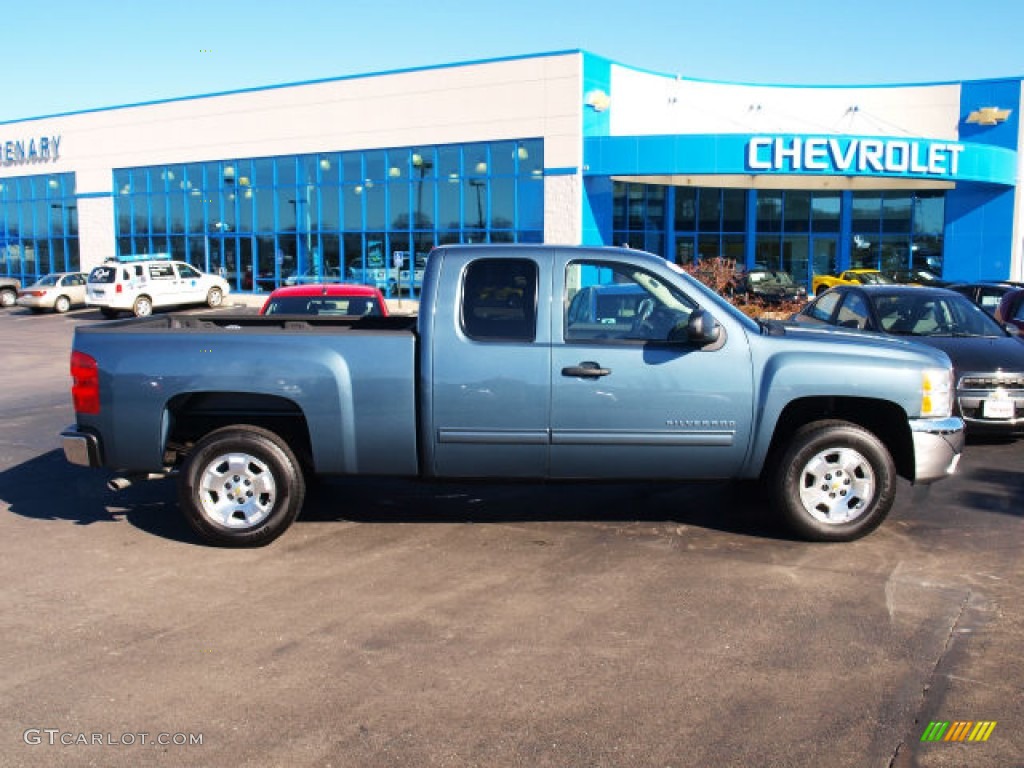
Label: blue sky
xmin=6 ymin=0 xmax=1023 ymax=122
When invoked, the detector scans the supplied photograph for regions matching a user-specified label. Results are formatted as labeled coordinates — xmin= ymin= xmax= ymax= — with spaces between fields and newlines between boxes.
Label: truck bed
xmin=75 ymin=312 xmax=419 ymax=334
xmin=71 ymin=312 xmax=421 ymax=476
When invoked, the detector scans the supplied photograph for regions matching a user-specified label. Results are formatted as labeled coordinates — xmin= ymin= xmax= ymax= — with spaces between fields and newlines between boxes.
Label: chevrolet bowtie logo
xmin=966 ymin=107 xmax=1011 ymax=126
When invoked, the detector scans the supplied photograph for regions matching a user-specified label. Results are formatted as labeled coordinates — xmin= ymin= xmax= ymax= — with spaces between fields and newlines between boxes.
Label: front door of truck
xmin=550 ymin=258 xmax=754 ymax=480
xmin=428 ymin=254 xmax=553 ymax=477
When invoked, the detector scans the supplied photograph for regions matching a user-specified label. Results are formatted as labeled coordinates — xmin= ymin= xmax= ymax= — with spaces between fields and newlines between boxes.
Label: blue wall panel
xmin=943 ymin=78 xmax=1021 ymax=281
xmin=582 ymin=176 xmax=613 ymax=246
xmin=943 ymin=185 xmax=1016 ymax=281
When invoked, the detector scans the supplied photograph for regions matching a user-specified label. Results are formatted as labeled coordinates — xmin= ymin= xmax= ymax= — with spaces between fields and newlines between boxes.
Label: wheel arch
xmin=164 ymin=391 xmax=313 ymax=473
xmin=761 ymin=396 xmax=913 ymax=481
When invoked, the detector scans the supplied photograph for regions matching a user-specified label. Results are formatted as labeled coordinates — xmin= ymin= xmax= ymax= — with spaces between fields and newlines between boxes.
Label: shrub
xmin=679 ymin=257 xmax=807 ymax=320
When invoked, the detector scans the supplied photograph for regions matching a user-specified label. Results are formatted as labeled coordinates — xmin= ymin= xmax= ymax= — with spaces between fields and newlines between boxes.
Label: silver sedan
xmin=16 ymin=272 xmax=89 ymax=313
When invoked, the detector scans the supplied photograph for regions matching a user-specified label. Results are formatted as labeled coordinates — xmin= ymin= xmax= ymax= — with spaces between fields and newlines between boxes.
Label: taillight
xmin=71 ymin=351 xmax=100 ymax=414
xmin=115 ymin=284 xmax=123 ymax=294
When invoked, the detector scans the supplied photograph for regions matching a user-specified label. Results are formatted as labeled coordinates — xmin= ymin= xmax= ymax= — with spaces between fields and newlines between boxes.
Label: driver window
xmin=564 ymin=260 xmax=694 ymax=342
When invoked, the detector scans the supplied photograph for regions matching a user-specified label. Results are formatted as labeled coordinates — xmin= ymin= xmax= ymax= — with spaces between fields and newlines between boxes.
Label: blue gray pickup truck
xmin=61 ymin=245 xmax=964 ymax=546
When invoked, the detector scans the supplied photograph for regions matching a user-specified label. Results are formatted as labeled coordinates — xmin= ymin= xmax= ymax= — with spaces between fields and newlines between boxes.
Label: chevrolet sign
xmin=746 ymin=136 xmax=965 ymax=177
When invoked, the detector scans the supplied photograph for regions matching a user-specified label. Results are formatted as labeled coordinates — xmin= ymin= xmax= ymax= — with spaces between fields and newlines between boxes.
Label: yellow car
xmin=812 ymin=269 xmax=895 ymax=296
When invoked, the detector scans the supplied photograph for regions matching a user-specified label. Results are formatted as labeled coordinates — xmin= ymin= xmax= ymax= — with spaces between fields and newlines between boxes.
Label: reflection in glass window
xmin=110 ymin=139 xmax=544 ymax=295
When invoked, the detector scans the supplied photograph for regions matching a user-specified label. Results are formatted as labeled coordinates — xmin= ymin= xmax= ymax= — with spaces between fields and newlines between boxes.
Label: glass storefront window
xmin=757 ymin=191 xmax=783 ymax=234
xmin=675 ymin=187 xmax=696 ymax=231
xmin=722 ymin=190 xmax=745 ymax=233
xmin=882 ymin=193 xmax=912 ymax=233
xmin=811 ymin=193 xmax=840 ymax=232
xmin=783 ymin=191 xmax=811 ymax=233
xmin=112 ymin=139 xmax=544 ymax=294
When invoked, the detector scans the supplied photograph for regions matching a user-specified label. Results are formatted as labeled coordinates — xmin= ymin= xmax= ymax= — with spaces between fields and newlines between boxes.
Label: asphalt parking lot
xmin=0 ymin=304 xmax=1021 ymax=768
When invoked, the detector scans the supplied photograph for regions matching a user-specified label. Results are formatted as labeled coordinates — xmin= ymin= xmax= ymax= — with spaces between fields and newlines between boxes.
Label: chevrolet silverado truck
xmin=61 ymin=245 xmax=964 ymax=547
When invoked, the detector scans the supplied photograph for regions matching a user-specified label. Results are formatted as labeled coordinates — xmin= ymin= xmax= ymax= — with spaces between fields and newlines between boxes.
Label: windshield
xmin=873 ymin=292 xmax=1006 ymax=337
xmin=263 ymin=295 xmax=381 ymax=316
xmin=855 ymin=272 xmax=895 ymax=285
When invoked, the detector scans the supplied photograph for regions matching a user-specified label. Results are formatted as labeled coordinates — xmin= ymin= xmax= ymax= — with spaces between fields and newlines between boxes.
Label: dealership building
xmin=0 ymin=49 xmax=1020 ymax=294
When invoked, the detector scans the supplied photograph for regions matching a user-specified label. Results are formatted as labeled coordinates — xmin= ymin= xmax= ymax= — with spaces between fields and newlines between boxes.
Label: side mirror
xmin=669 ymin=309 xmax=721 ymax=346
xmin=1005 ymin=323 xmax=1021 ymax=337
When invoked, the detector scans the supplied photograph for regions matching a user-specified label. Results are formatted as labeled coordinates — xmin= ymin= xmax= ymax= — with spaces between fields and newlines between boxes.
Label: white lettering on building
xmin=747 ymin=136 xmax=964 ymax=177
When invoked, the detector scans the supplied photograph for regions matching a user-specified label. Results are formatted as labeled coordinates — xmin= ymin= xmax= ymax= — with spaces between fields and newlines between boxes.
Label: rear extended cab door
xmin=422 ymin=247 xmax=554 ymax=477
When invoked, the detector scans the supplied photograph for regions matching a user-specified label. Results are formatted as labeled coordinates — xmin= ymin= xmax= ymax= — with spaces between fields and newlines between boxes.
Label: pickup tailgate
xmin=71 ymin=314 xmax=419 ymax=476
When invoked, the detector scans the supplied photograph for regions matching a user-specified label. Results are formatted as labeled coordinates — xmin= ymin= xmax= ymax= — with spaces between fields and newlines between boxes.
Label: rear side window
xmin=461 ymin=258 xmax=537 ymax=341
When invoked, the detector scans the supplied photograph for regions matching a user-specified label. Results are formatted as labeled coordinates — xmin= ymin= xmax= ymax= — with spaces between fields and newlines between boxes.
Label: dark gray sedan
xmin=791 ymin=285 xmax=1024 ymax=434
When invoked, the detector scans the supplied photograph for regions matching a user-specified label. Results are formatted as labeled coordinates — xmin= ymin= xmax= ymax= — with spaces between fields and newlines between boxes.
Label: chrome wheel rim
xmin=1 ymin=291 xmax=14 ymax=307
xmin=797 ymin=447 xmax=875 ymax=525
xmin=55 ymin=296 xmax=70 ymax=313
xmin=135 ymin=298 xmax=152 ymax=316
xmin=197 ymin=452 xmax=277 ymax=529
xmin=208 ymin=288 xmax=223 ymax=307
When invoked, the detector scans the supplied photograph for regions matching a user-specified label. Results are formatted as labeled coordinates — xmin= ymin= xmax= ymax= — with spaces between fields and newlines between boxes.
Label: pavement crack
xmin=888 ymin=588 xmax=973 ymax=768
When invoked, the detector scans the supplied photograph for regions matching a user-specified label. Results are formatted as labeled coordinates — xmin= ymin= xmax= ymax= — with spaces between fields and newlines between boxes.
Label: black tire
xmin=100 ymin=308 xmax=119 ymax=319
xmin=54 ymin=295 xmax=71 ymax=314
xmin=178 ymin=425 xmax=306 ymax=547
xmin=771 ymin=420 xmax=895 ymax=542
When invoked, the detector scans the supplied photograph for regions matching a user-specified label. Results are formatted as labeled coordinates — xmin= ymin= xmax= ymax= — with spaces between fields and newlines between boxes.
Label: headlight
xmin=921 ymin=368 xmax=954 ymax=418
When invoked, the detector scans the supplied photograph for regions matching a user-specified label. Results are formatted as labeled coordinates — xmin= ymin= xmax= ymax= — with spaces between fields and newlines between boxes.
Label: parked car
xmin=282 ymin=267 xmax=342 ymax=286
xmin=790 ymin=284 xmax=1024 ymax=434
xmin=812 ymin=269 xmax=894 ymax=296
xmin=0 ymin=276 xmax=21 ymax=307
xmin=947 ymin=281 xmax=1024 ymax=317
xmin=734 ymin=268 xmax=807 ymax=304
xmin=259 ymin=283 xmax=389 ymax=316
xmin=86 ymin=256 xmax=230 ymax=318
xmin=885 ymin=268 xmax=949 ymax=287
xmin=995 ymin=287 xmax=1024 ymax=332
xmin=16 ymin=272 xmax=88 ymax=313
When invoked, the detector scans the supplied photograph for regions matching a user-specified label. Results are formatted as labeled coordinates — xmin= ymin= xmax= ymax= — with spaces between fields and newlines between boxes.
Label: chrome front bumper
xmin=909 ymin=416 xmax=964 ymax=484
xmin=61 ymin=425 xmax=102 ymax=468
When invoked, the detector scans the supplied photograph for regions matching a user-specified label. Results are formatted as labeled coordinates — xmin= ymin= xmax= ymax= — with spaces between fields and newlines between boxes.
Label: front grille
xmin=958 ymin=373 xmax=1024 ymax=390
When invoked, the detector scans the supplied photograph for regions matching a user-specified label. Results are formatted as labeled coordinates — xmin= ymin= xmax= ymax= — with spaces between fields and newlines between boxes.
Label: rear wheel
xmin=207 ymin=287 xmax=224 ymax=308
xmin=0 ymin=288 xmax=15 ymax=307
xmin=133 ymin=295 xmax=153 ymax=317
xmin=54 ymin=295 xmax=71 ymax=314
xmin=178 ymin=425 xmax=306 ymax=547
xmin=771 ymin=420 xmax=895 ymax=542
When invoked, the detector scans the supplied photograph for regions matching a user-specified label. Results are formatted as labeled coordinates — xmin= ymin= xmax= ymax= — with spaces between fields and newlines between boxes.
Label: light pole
xmin=469 ymin=179 xmax=485 ymax=230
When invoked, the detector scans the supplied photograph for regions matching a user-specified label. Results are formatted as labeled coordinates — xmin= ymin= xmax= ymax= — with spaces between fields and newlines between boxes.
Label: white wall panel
xmin=1 ymin=53 xmax=583 ymax=190
xmin=609 ymin=65 xmax=962 ymax=140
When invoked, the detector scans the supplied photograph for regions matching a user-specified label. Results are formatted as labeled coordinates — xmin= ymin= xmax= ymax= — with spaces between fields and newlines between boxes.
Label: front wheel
xmin=0 ymin=288 xmax=15 ymax=307
xmin=54 ymin=295 xmax=71 ymax=314
xmin=178 ymin=425 xmax=306 ymax=547
xmin=771 ymin=420 xmax=895 ymax=542
xmin=207 ymin=287 xmax=224 ymax=308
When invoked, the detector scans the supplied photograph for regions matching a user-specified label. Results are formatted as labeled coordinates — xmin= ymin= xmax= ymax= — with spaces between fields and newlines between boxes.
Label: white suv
xmin=87 ymin=257 xmax=230 ymax=318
